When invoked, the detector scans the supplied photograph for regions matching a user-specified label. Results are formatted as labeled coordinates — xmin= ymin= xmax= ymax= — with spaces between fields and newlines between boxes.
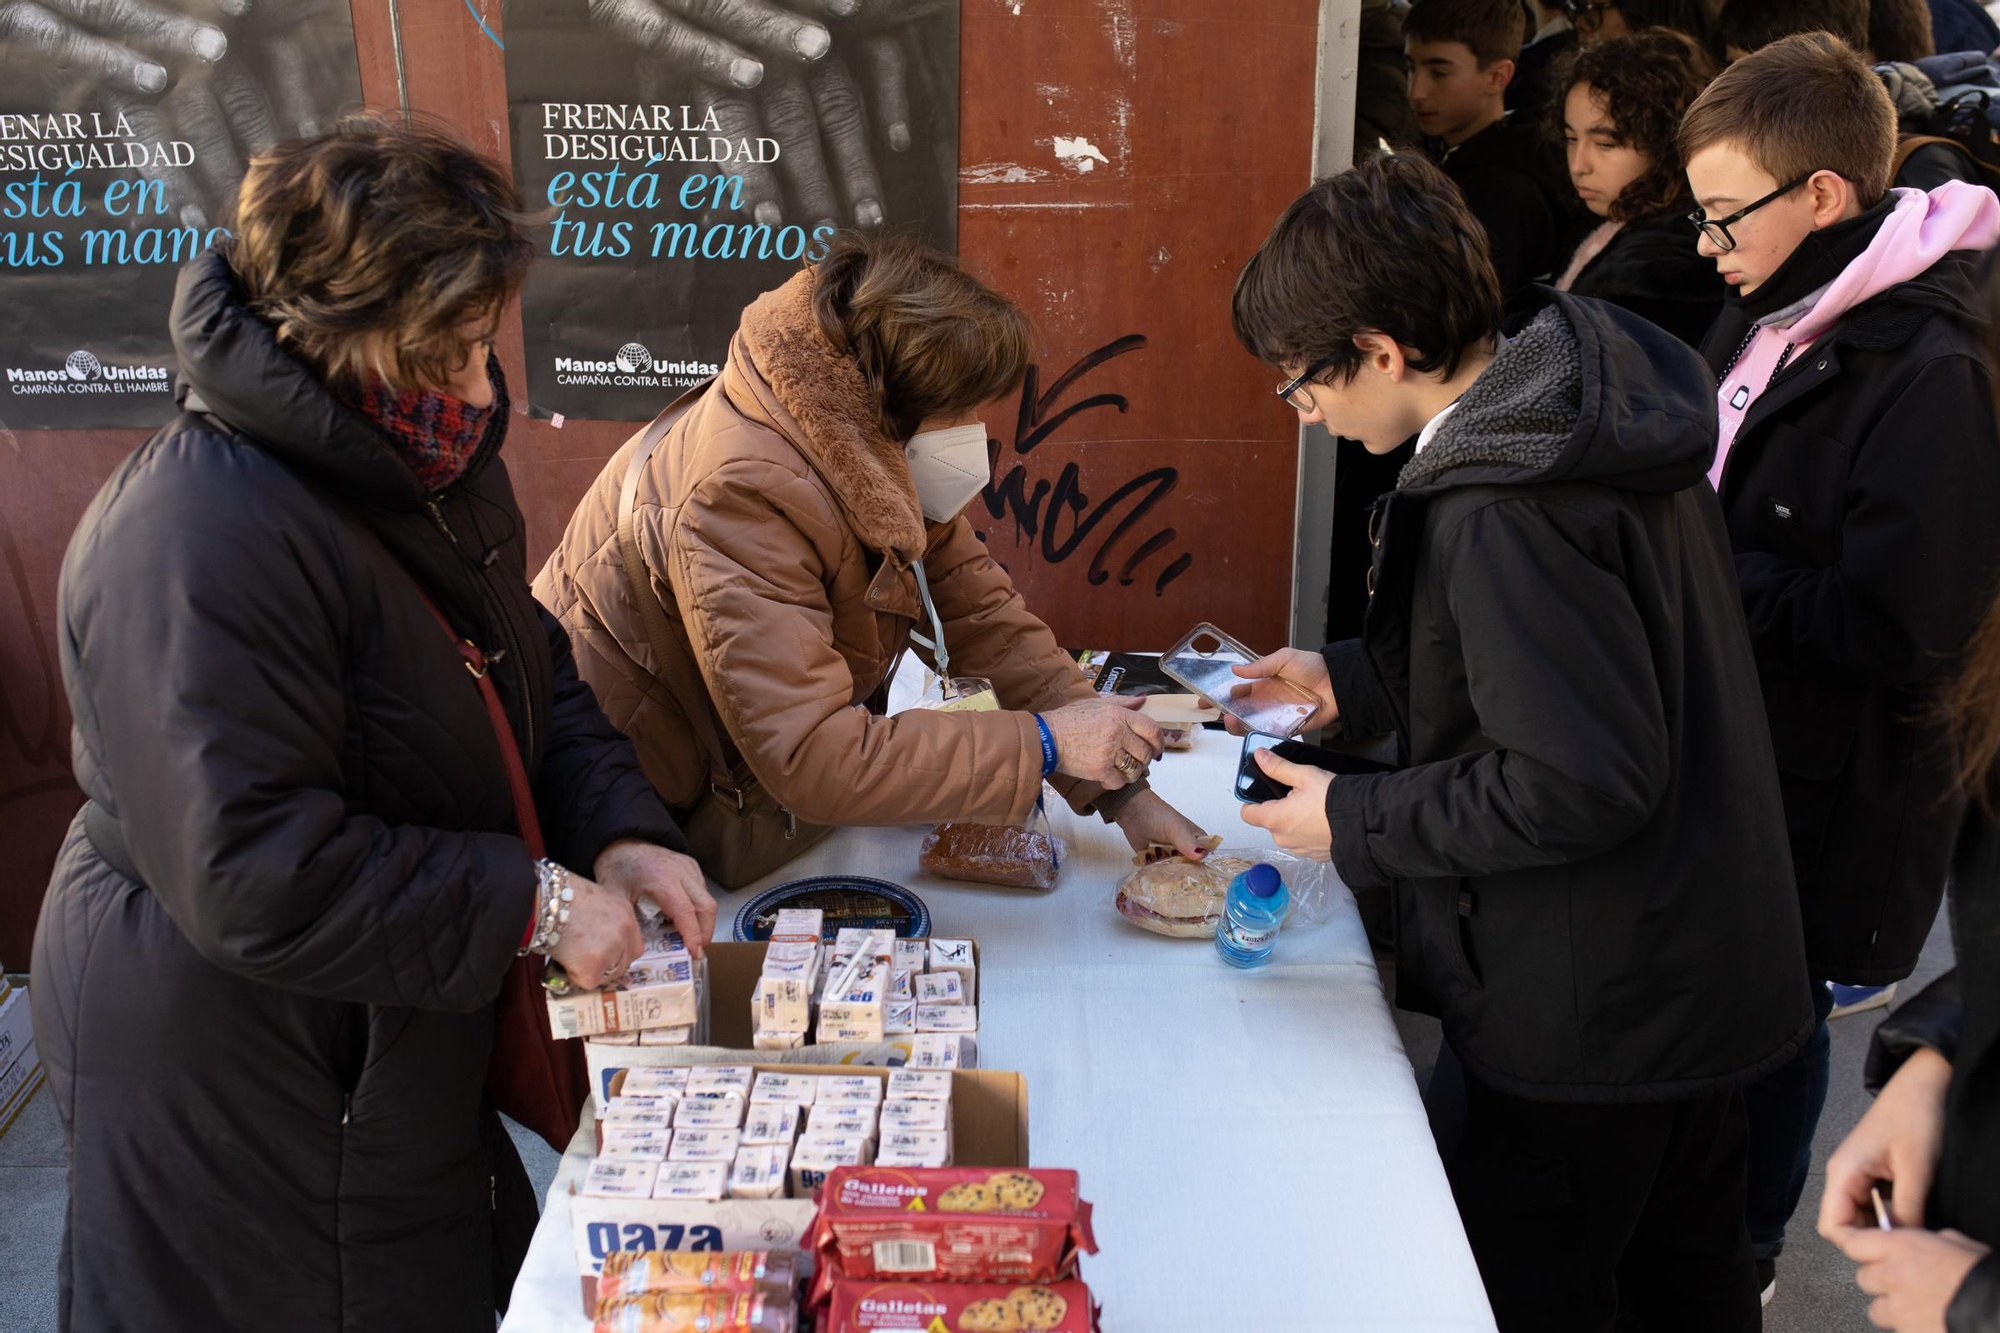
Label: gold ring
xmin=1115 ymin=753 xmax=1141 ymax=778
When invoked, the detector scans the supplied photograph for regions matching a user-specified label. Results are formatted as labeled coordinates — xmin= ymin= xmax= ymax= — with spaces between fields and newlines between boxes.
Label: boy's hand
xmin=1238 ymin=747 xmax=1333 ymax=859
xmin=1224 ymin=649 xmax=1338 ymax=737
xmin=1821 ymin=1048 xmax=1952 ymax=1235
xmin=1830 ymin=1225 xmax=1989 ymax=1333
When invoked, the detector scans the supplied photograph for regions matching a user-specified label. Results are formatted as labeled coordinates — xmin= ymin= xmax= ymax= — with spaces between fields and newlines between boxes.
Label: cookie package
xmin=596 ymin=1251 xmax=800 ymax=1303
xmin=807 ymin=1168 xmax=1097 ymax=1295
xmin=591 ymin=1290 xmax=796 ymax=1333
xmin=821 ymin=1278 xmax=1100 ymax=1332
xmin=919 ymin=823 xmax=1066 ymax=891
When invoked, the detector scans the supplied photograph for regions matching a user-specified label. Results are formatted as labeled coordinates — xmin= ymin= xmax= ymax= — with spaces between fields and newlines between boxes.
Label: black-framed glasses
xmin=1688 ymin=174 xmax=1815 ymax=252
xmin=1277 ymin=354 xmax=1340 ymax=411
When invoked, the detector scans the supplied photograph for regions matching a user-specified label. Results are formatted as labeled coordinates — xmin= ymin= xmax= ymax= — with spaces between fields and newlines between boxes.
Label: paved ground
xmin=0 ymin=910 xmax=1955 ymax=1330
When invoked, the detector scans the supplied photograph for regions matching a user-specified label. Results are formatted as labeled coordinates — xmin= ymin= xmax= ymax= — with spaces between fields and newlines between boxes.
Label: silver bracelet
xmin=519 ymin=858 xmax=574 ymax=956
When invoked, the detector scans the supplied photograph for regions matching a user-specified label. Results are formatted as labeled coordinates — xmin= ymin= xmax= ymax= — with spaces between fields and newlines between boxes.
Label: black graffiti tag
xmin=974 ymin=335 xmax=1192 ymax=596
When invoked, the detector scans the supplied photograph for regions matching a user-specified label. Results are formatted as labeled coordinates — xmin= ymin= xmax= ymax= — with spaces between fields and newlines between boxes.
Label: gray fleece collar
xmin=1397 ymin=307 xmax=1581 ymax=490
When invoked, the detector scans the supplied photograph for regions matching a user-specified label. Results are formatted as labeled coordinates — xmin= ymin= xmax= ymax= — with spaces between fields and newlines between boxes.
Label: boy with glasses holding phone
xmin=1231 ymin=150 xmax=1810 ymax=1330
xmin=1680 ymin=31 xmax=2000 ymax=1305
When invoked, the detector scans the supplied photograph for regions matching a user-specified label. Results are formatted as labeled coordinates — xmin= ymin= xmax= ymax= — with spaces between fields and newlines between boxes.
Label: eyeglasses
xmin=1277 ymin=354 xmax=1340 ymax=411
xmin=1688 ymin=174 xmax=1815 ymax=252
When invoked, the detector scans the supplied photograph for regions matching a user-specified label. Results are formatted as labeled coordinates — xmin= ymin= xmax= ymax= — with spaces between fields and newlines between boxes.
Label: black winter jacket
xmin=1562 ymin=214 xmax=1725 ymax=350
xmin=1323 ymin=294 xmax=1814 ymax=1103
xmin=1866 ymin=810 xmax=2000 ymax=1331
xmin=29 ymin=250 xmax=683 ymax=1332
xmin=1430 ymin=117 xmax=1588 ymax=299
xmin=1703 ymin=202 xmax=2000 ymax=984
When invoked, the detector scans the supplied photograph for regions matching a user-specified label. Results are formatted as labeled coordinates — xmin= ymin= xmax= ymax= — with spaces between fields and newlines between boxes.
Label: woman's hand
xmin=1821 ymin=1048 xmax=1953 ymax=1235
xmin=1041 ymin=697 xmax=1164 ymax=788
xmin=1832 ymin=1226 xmax=1989 ymax=1333
xmin=1238 ymin=747 xmax=1334 ymax=860
xmin=594 ymin=839 xmax=718 ymax=957
xmin=1223 ymin=649 xmax=1338 ymax=737
xmin=1113 ymin=789 xmax=1211 ymax=860
xmin=547 ymin=871 xmax=646 ymax=992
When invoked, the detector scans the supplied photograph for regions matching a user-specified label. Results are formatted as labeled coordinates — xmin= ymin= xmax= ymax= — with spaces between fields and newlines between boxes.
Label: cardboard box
xmin=0 ymin=986 xmax=31 ymax=1077
xmin=0 ymin=1041 xmax=42 ymax=1141
xmin=584 ymin=942 xmax=981 ymax=1094
xmin=573 ymin=1064 xmax=1028 ymax=1313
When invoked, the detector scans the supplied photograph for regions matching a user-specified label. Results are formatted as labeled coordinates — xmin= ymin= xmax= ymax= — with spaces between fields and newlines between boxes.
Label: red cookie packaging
xmin=822 ymin=1279 xmax=1100 ymax=1332
xmin=808 ymin=1167 xmax=1097 ymax=1302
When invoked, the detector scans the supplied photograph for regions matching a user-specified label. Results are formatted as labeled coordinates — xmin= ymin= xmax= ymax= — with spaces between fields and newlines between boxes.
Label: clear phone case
xmin=1158 ymin=622 xmax=1320 ymax=739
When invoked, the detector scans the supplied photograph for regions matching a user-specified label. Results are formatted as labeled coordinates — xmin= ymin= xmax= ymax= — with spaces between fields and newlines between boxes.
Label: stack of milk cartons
xmin=548 ymin=918 xmax=700 ymax=1044
xmin=751 ymin=909 xmax=824 ymax=1052
xmin=584 ymin=1066 xmax=955 ymax=1205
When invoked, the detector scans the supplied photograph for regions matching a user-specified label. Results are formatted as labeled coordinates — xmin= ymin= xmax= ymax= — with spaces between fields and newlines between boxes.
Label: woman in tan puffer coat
xmin=534 ymin=233 xmax=1210 ymax=874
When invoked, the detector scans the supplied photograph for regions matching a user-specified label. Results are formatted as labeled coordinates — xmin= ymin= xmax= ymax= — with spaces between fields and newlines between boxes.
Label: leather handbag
xmin=616 ymin=381 xmax=834 ymax=890
xmin=411 ymin=588 xmax=590 ymax=1154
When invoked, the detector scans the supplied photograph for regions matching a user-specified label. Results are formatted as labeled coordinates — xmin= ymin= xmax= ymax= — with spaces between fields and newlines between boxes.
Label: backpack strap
xmin=613 ymin=377 xmax=747 ymax=805
xmin=1894 ymin=133 xmax=1981 ymax=179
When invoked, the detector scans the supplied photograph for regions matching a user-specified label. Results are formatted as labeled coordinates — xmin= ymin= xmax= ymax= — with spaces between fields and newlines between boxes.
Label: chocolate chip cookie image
xmin=1008 ymin=1285 xmax=1070 ymax=1330
xmin=956 ymin=1297 xmax=1019 ymax=1331
xmin=985 ymin=1170 xmax=1046 ymax=1211
xmin=938 ymin=1181 xmax=998 ymax=1213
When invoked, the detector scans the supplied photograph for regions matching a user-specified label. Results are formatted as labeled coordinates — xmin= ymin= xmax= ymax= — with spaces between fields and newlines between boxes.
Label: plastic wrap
xmin=1114 ymin=847 xmax=1338 ymax=937
xmin=596 ymin=1251 xmax=799 ymax=1302
xmin=592 ymin=1291 xmax=795 ymax=1332
xmin=1114 ymin=854 xmax=1255 ymax=938
xmin=920 ymin=822 xmax=1066 ymax=890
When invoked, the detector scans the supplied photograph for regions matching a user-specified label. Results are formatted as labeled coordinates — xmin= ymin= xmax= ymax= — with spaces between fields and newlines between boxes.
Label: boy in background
xmin=1405 ymin=0 xmax=1582 ymax=296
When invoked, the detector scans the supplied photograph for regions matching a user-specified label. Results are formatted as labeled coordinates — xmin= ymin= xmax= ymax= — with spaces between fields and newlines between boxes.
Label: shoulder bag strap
xmin=409 ymin=590 xmax=545 ymax=861
xmin=614 ymin=378 xmax=745 ymax=803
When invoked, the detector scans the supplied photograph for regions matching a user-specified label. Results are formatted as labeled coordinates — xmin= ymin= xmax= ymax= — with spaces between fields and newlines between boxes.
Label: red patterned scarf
xmin=340 ymin=366 xmax=497 ymax=493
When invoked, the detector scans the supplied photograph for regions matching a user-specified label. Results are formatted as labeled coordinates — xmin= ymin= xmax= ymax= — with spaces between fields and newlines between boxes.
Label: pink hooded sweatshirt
xmin=1709 ymin=181 xmax=2000 ymax=489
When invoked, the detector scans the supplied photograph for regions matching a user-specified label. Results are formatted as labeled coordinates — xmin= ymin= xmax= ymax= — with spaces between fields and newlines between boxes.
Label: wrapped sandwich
xmin=1114 ymin=847 xmax=1254 ymax=939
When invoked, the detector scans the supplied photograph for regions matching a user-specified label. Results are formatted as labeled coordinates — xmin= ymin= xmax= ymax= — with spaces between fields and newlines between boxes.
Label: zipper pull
xmin=426 ymin=497 xmax=460 ymax=547
xmin=341 ymin=1094 xmax=352 ymax=1126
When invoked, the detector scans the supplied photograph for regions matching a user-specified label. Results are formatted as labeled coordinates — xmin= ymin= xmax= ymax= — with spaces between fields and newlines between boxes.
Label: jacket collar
xmin=169 ymin=247 xmax=446 ymax=513
xmin=1727 ymin=197 xmax=1895 ymax=328
xmin=730 ymin=269 xmax=928 ymax=564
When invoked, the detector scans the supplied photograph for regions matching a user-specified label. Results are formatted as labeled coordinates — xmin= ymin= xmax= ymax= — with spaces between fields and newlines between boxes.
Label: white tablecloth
xmin=503 ymin=714 xmax=1496 ymax=1332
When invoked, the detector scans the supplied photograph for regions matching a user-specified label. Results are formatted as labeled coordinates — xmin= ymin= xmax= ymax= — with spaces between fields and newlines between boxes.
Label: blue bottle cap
xmin=1244 ymin=863 xmax=1283 ymax=898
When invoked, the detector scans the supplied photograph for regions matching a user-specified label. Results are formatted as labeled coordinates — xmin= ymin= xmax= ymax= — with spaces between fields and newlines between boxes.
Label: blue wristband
xmin=1033 ymin=713 xmax=1058 ymax=778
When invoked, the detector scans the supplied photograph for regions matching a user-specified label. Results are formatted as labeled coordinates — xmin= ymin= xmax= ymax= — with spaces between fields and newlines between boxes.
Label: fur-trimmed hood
xmin=733 ymin=269 xmax=928 ymax=563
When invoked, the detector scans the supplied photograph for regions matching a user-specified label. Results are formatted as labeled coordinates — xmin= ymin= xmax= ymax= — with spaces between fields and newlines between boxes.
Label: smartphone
xmin=1236 ymin=735 xmax=1395 ymax=802
xmin=1161 ymin=622 xmax=1321 ymax=739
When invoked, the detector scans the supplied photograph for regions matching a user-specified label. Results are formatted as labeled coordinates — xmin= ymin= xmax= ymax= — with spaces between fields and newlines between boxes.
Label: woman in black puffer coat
xmin=29 ymin=119 xmax=715 ymax=1331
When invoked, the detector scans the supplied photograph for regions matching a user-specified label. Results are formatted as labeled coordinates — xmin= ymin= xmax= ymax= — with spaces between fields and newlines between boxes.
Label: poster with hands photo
xmin=502 ymin=0 xmax=959 ymax=421
xmin=0 ymin=0 xmax=361 ymax=428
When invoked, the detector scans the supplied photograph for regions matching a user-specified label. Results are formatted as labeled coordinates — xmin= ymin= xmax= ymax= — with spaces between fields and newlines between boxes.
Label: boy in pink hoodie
xmin=1681 ymin=32 xmax=2000 ymax=1309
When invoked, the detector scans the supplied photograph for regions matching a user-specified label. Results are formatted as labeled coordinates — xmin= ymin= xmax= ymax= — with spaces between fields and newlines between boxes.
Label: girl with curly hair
xmin=1547 ymin=28 xmax=1723 ymax=345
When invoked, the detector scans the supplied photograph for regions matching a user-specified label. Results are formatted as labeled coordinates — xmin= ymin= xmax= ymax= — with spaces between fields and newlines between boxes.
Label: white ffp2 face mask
xmin=904 ymin=423 xmax=991 ymax=522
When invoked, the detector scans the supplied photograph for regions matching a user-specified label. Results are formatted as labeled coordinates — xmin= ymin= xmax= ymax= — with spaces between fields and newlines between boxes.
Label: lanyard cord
xmin=906 ymin=557 xmax=952 ymax=683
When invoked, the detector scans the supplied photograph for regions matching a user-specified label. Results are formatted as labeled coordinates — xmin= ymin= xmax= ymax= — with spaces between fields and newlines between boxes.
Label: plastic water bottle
xmin=1215 ymin=863 xmax=1288 ymax=968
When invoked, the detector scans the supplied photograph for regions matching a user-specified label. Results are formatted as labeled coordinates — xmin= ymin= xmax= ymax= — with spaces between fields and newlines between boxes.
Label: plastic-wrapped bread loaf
xmin=919 ymin=823 xmax=1065 ymax=890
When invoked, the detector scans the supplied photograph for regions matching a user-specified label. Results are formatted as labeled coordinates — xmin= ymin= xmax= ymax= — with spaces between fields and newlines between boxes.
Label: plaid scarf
xmin=340 ymin=367 xmax=497 ymax=493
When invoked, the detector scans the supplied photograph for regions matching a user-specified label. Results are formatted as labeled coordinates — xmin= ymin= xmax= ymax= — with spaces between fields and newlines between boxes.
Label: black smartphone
xmin=1235 ymin=734 xmax=1395 ymax=802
